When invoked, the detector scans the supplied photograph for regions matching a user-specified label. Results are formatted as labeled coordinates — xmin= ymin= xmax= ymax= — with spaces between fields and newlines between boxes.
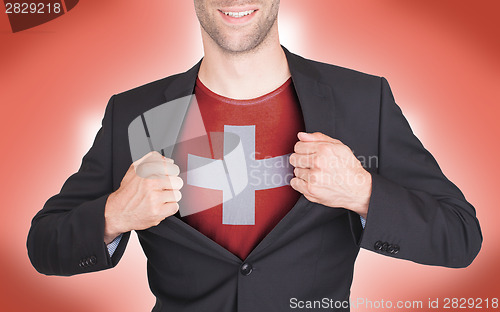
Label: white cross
xmin=186 ymin=125 xmax=293 ymax=225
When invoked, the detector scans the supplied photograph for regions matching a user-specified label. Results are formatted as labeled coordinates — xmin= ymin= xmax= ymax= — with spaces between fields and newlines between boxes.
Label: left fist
xmin=289 ymin=132 xmax=371 ymax=218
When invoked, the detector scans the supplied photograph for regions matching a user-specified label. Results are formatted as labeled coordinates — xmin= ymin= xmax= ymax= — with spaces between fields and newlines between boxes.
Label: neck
xmin=198 ymin=24 xmax=291 ymax=100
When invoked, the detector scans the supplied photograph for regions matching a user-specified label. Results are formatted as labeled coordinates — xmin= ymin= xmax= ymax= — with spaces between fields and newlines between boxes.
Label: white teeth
xmin=222 ymin=10 xmax=255 ymax=18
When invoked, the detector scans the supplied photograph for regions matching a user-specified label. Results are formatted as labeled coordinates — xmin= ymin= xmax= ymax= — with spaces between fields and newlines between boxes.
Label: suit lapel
xmin=128 ymin=62 xmax=201 ymax=161
xmin=163 ymin=61 xmax=201 ymax=102
xmin=284 ymin=47 xmax=336 ymax=137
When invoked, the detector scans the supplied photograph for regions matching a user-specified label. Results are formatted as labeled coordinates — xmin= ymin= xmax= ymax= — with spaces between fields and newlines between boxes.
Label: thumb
xmin=297 ymin=132 xmax=340 ymax=143
xmin=133 ymin=151 xmax=159 ymax=167
xmin=133 ymin=151 xmax=172 ymax=167
xmin=124 ymin=151 xmax=170 ymax=180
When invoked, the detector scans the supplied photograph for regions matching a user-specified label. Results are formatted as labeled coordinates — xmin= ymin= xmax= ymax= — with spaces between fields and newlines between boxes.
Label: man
xmin=27 ymin=1 xmax=482 ymax=311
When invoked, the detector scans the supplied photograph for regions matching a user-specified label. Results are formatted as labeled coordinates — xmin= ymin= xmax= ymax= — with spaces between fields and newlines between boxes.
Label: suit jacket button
xmin=393 ymin=245 xmax=400 ymax=254
xmin=374 ymin=241 xmax=383 ymax=250
xmin=381 ymin=242 xmax=389 ymax=252
xmin=80 ymin=259 xmax=88 ymax=267
xmin=240 ymin=263 xmax=253 ymax=276
xmin=89 ymin=256 xmax=97 ymax=265
xmin=387 ymin=244 xmax=395 ymax=254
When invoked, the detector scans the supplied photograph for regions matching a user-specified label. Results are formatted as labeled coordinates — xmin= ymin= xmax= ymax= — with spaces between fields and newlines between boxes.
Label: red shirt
xmin=173 ymin=77 xmax=305 ymax=260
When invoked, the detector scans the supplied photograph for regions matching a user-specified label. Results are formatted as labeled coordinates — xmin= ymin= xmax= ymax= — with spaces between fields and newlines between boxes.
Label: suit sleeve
xmin=27 ymin=96 xmax=130 ymax=276
xmin=356 ymin=77 xmax=482 ymax=268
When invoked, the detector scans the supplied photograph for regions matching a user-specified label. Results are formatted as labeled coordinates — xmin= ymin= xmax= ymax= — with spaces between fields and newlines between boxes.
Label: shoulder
xmin=113 ymin=73 xmax=183 ymax=104
xmin=288 ymin=51 xmax=383 ymax=91
xmin=96 ymin=72 xmax=184 ymax=133
xmin=107 ymin=68 xmax=195 ymax=125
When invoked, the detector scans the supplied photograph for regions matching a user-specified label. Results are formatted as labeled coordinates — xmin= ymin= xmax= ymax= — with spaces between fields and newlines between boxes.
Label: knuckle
xmin=143 ymin=177 xmax=156 ymax=188
xmin=309 ymin=172 xmax=318 ymax=184
xmin=164 ymin=157 xmax=174 ymax=164
xmin=337 ymin=144 xmax=352 ymax=157
xmin=154 ymin=178 xmax=166 ymax=188
xmin=163 ymin=176 xmax=173 ymax=189
xmin=154 ymin=192 xmax=166 ymax=205
xmin=309 ymin=167 xmax=321 ymax=175
xmin=141 ymin=177 xmax=156 ymax=188
xmin=312 ymin=156 xmax=322 ymax=168
xmin=318 ymin=143 xmax=331 ymax=155
xmin=298 ymin=157 xmax=307 ymax=168
xmin=137 ymin=163 xmax=157 ymax=178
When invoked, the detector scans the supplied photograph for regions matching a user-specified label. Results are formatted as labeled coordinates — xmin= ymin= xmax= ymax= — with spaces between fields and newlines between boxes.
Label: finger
xmin=133 ymin=151 xmax=162 ymax=166
xmin=136 ymin=162 xmax=180 ymax=178
xmin=134 ymin=151 xmax=174 ymax=168
xmin=290 ymin=177 xmax=319 ymax=203
xmin=294 ymin=141 xmax=333 ymax=154
xmin=290 ymin=177 xmax=313 ymax=196
xmin=158 ymin=190 xmax=182 ymax=203
xmin=141 ymin=155 xmax=174 ymax=165
xmin=294 ymin=167 xmax=324 ymax=186
xmin=148 ymin=175 xmax=184 ymax=191
xmin=293 ymin=167 xmax=310 ymax=181
xmin=294 ymin=141 xmax=314 ymax=154
xmin=289 ymin=153 xmax=316 ymax=168
xmin=165 ymin=163 xmax=180 ymax=176
xmin=163 ymin=158 xmax=174 ymax=164
xmin=162 ymin=176 xmax=184 ymax=190
xmin=297 ymin=132 xmax=342 ymax=144
xmin=125 ymin=152 xmax=162 ymax=183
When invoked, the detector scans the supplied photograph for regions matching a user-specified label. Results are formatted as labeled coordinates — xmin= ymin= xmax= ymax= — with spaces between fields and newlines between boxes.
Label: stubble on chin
xmin=195 ymin=1 xmax=280 ymax=55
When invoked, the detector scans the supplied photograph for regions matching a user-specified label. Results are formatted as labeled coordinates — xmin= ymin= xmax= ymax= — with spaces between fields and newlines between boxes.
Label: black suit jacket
xmin=27 ymin=47 xmax=482 ymax=311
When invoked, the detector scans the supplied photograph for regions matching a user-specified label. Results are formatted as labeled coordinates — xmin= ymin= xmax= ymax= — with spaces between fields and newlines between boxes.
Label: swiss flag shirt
xmin=172 ymin=77 xmax=305 ymax=260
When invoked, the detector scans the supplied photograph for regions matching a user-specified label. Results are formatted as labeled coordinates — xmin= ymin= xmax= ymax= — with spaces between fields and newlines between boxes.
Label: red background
xmin=1 ymin=1 xmax=498 ymax=311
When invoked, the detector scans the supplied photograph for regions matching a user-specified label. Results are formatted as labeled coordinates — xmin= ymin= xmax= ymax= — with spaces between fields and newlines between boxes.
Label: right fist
xmin=104 ymin=151 xmax=183 ymax=243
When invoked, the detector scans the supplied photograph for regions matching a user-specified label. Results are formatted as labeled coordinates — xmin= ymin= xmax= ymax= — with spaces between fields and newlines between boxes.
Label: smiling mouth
xmin=219 ymin=9 xmax=257 ymax=18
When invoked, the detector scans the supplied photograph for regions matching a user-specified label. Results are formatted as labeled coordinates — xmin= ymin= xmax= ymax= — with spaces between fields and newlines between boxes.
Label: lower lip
xmin=218 ymin=10 xmax=258 ymax=24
